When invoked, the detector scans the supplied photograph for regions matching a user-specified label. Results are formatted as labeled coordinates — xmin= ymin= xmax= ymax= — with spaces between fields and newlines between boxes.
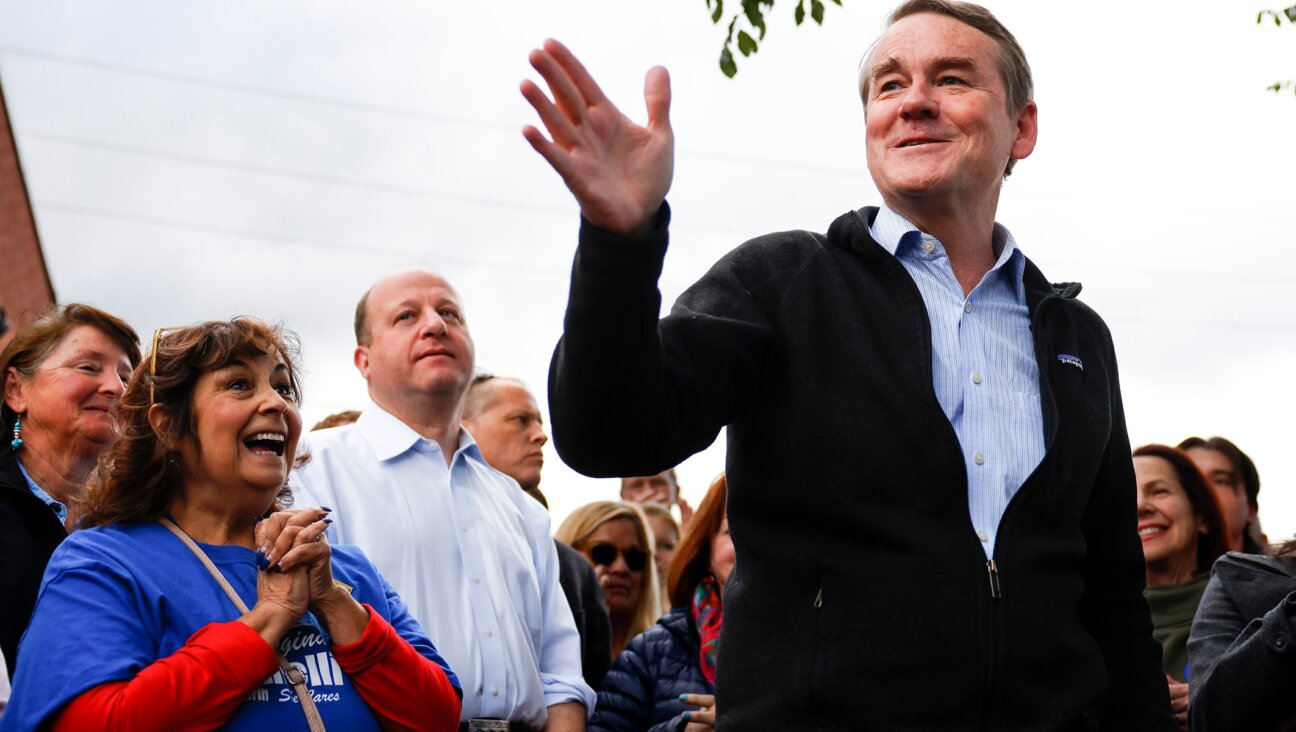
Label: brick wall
xmin=0 ymin=79 xmax=55 ymax=352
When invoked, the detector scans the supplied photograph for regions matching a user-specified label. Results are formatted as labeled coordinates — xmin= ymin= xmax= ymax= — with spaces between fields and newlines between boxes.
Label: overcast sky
xmin=1 ymin=0 xmax=1293 ymax=538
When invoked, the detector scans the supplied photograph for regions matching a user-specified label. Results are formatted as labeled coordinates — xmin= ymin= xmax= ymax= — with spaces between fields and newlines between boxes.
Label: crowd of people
xmin=0 ymin=0 xmax=1288 ymax=730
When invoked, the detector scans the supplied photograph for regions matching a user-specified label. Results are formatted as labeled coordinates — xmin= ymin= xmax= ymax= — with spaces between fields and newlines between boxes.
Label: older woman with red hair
xmin=1 ymin=304 xmax=140 ymax=684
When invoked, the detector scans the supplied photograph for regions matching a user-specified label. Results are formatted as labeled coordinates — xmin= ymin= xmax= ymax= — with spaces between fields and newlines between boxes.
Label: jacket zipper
xmin=977 ymin=293 xmax=1063 ymax=730
xmin=986 ymin=559 xmax=1002 ymax=599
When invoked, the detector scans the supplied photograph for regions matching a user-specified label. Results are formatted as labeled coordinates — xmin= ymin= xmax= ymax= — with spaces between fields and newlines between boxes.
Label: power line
xmin=0 ymin=43 xmax=509 ymax=130
xmin=0 ymin=43 xmax=865 ymax=179
xmin=31 ymin=202 xmax=1296 ymax=332
xmin=21 ymin=129 xmax=575 ymax=217
xmin=34 ymin=200 xmax=568 ymax=278
xmin=33 ymin=201 xmax=715 ymax=292
xmin=18 ymin=128 xmax=761 ymax=240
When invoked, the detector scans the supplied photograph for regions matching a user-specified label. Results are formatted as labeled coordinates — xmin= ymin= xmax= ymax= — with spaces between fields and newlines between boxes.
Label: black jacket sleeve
xmin=1073 ymin=319 xmax=1175 ymax=729
xmin=549 ymin=205 xmax=775 ymax=477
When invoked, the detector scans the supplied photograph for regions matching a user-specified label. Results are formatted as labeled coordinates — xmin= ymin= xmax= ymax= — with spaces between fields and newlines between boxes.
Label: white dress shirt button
xmin=963 ymin=301 xmax=972 ymax=313
xmin=921 ymin=240 xmax=936 ymax=254
xmin=977 ymin=530 xmax=989 ymax=542
xmin=974 ymin=452 xmax=985 ymax=465
xmin=472 ymin=576 xmax=480 ymax=584
xmin=461 ymin=523 xmax=468 ymax=532
xmin=486 ymin=629 xmax=494 ymax=638
xmin=971 ymin=372 xmax=982 ymax=385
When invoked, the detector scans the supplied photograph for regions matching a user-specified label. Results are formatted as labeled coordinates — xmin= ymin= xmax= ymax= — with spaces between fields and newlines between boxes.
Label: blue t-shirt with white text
xmin=0 ymin=521 xmax=459 ymax=731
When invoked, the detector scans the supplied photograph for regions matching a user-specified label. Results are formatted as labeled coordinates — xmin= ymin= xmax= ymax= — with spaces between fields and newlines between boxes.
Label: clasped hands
xmin=242 ymin=507 xmax=366 ymax=645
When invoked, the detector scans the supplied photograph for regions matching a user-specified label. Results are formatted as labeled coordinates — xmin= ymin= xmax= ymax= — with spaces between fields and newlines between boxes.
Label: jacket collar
xmin=841 ymin=206 xmax=1083 ymax=312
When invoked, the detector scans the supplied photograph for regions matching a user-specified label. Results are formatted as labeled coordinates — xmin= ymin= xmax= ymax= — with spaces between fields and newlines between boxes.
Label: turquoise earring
xmin=10 ymin=416 xmax=22 ymax=451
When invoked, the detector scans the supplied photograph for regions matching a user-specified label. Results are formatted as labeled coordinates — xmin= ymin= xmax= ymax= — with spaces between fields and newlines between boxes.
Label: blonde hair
xmin=556 ymin=501 xmax=661 ymax=643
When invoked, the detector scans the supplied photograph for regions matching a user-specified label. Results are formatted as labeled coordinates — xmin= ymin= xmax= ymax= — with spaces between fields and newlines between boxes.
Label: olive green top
xmin=1145 ymin=572 xmax=1211 ymax=682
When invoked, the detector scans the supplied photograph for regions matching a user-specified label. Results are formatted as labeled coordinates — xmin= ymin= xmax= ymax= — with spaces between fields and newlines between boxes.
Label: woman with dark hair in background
xmin=0 ymin=303 xmax=140 ymax=684
xmin=1132 ymin=444 xmax=1228 ymax=730
xmin=591 ymin=474 xmax=734 ymax=732
xmin=0 ymin=318 xmax=460 ymax=732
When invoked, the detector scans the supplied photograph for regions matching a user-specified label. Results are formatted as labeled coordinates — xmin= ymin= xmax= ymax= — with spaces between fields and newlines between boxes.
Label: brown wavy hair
xmin=81 ymin=318 xmax=305 ymax=528
xmin=667 ymin=473 xmax=728 ymax=609
xmin=1133 ymin=444 xmax=1230 ymax=576
xmin=0 ymin=303 xmax=141 ymax=454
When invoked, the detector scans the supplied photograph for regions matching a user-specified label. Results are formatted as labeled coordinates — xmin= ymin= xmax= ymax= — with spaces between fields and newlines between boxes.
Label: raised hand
xmin=521 ymin=39 xmax=674 ymax=235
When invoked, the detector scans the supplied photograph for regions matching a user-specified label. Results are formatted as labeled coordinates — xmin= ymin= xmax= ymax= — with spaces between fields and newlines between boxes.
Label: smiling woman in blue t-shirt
xmin=0 ymin=318 xmax=461 ymax=732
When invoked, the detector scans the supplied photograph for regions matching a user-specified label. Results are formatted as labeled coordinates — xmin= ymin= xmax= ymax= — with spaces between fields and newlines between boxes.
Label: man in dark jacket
xmin=521 ymin=0 xmax=1173 ymax=728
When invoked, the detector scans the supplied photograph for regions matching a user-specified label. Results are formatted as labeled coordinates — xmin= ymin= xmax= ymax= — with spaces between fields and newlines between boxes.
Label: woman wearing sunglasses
xmin=588 ymin=474 xmax=733 ymax=732
xmin=556 ymin=501 xmax=661 ymax=662
xmin=0 ymin=319 xmax=461 ymax=732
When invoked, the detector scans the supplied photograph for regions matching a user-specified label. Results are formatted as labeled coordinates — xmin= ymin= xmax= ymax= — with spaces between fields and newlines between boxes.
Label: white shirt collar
xmin=356 ymin=400 xmax=481 ymax=463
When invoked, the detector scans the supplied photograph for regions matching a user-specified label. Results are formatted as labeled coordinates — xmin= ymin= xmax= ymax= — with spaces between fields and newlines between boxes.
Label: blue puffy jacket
xmin=591 ymin=608 xmax=714 ymax=732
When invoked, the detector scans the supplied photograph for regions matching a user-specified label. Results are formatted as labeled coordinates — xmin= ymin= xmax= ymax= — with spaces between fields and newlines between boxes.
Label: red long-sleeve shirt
xmin=54 ymin=605 xmax=460 ymax=732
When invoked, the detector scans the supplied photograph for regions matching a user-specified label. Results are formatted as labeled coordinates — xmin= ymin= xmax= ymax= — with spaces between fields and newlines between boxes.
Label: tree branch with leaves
xmin=1257 ymin=5 xmax=1296 ymax=94
xmin=707 ymin=0 xmax=843 ymax=78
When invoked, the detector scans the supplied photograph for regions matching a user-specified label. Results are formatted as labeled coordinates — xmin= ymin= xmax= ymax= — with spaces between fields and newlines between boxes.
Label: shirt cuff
xmin=329 ymin=603 xmax=392 ymax=673
xmin=542 ymin=673 xmax=597 ymax=720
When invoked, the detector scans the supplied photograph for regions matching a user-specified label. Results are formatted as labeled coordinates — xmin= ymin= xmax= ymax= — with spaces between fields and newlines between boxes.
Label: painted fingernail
xmin=323 ymin=518 xmax=334 ymax=525
xmin=678 ymin=695 xmax=688 ymax=702
xmin=683 ymin=713 xmax=692 ymax=721
xmin=320 ymin=506 xmax=332 ymax=512
xmin=253 ymin=515 xmax=264 ymax=523
xmin=256 ymin=553 xmax=270 ymax=571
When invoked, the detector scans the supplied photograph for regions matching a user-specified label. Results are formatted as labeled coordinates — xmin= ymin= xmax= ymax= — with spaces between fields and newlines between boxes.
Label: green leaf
xmin=737 ymin=30 xmax=758 ymax=56
xmin=726 ymin=15 xmax=737 ymax=43
xmin=742 ymin=0 xmax=768 ymax=39
xmin=1257 ymin=10 xmax=1265 ymax=24
xmin=795 ymin=0 xmax=806 ymax=25
xmin=830 ymin=0 xmax=842 ymax=5
xmin=811 ymin=0 xmax=825 ymax=24
xmin=711 ymin=0 xmax=724 ymax=24
xmin=720 ymin=46 xmax=738 ymax=77
xmin=1286 ymin=5 xmax=1296 ymax=22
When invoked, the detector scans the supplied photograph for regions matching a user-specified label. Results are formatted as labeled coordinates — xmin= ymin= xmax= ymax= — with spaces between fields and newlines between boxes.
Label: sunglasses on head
xmin=585 ymin=542 xmax=649 ymax=572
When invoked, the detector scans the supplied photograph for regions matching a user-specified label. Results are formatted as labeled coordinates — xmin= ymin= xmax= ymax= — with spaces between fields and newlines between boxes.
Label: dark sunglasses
xmin=585 ymin=542 xmax=649 ymax=572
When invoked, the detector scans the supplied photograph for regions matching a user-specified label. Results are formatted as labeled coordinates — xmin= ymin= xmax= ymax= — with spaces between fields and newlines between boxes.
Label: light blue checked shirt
xmin=870 ymin=205 xmax=1045 ymax=559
